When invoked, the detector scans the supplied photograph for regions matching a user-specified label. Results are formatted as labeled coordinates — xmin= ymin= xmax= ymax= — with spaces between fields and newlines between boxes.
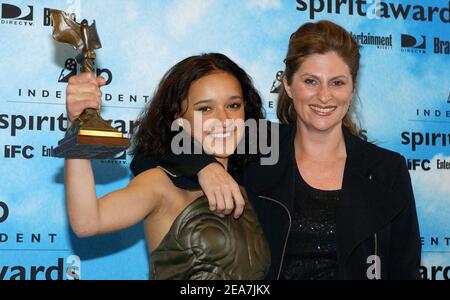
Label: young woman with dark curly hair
xmin=64 ymin=53 xmax=271 ymax=280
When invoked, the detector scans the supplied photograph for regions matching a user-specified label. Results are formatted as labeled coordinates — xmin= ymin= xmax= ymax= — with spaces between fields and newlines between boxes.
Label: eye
xmin=196 ymin=106 xmax=211 ymax=113
xmin=228 ymin=103 xmax=242 ymax=109
xmin=304 ymin=78 xmax=318 ymax=85
xmin=332 ymin=80 xmax=345 ymax=86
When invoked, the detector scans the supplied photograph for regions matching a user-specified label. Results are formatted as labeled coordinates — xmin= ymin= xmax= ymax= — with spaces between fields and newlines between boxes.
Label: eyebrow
xmin=193 ymin=96 xmax=243 ymax=106
xmin=229 ymin=95 xmax=244 ymax=101
xmin=300 ymin=73 xmax=349 ymax=80
xmin=193 ymin=99 xmax=212 ymax=106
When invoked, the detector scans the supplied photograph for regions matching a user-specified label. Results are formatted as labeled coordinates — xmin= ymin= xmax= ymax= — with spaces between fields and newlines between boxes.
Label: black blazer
xmin=130 ymin=123 xmax=422 ymax=280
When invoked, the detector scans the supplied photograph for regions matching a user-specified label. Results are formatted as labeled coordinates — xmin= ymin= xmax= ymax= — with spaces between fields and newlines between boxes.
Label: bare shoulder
xmin=127 ymin=168 xmax=202 ymax=218
xmin=128 ymin=167 xmax=176 ymax=195
xmin=128 ymin=168 xmax=177 ymax=200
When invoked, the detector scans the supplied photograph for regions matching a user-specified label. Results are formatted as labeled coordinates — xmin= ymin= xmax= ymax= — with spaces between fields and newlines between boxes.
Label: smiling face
xmin=284 ymin=51 xmax=355 ymax=133
xmin=181 ymin=71 xmax=245 ymax=158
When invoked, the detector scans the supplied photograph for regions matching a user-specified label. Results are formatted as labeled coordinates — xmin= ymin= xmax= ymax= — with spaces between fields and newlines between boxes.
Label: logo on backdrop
xmin=351 ymin=32 xmax=393 ymax=50
xmin=401 ymin=34 xmax=426 ymax=53
xmin=419 ymin=235 xmax=450 ymax=280
xmin=57 ymin=58 xmax=113 ymax=85
xmin=58 ymin=58 xmax=78 ymax=83
xmin=270 ymin=71 xmax=284 ymax=94
xmin=10 ymin=70 xmax=150 ymax=107
xmin=295 ymin=0 xmax=450 ymax=24
xmin=433 ymin=37 xmax=450 ymax=56
xmin=420 ymin=265 xmax=450 ymax=280
xmin=0 ymin=198 xmax=77 ymax=280
xmin=43 ymin=7 xmax=76 ymax=27
xmin=0 ymin=3 xmax=33 ymax=26
xmin=414 ymin=97 xmax=450 ymax=122
xmin=401 ymin=131 xmax=450 ymax=152
xmin=0 ymin=255 xmax=81 ymax=280
xmin=0 ymin=201 xmax=9 ymax=223
xmin=0 ymin=113 xmax=135 ymax=138
xmin=0 ymin=113 xmax=135 ymax=161
xmin=0 ymin=201 xmax=59 ymax=247
xmin=266 ymin=70 xmax=284 ymax=117
xmin=401 ymin=34 xmax=449 ymax=55
xmin=403 ymin=93 xmax=450 ymax=171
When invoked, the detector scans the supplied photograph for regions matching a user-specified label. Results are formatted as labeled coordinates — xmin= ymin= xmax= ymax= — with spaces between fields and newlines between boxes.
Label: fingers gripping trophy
xmin=50 ymin=9 xmax=130 ymax=159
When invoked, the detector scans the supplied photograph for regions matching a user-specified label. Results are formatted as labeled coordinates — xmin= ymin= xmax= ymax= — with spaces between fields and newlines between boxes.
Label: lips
xmin=309 ymin=104 xmax=337 ymax=116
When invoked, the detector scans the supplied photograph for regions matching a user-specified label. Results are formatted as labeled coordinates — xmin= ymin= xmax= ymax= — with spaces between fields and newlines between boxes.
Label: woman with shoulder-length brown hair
xmin=134 ymin=20 xmax=422 ymax=280
xmin=271 ymin=20 xmax=421 ymax=280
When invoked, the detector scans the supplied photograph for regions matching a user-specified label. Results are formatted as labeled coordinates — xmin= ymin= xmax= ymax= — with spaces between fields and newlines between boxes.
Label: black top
xmin=280 ymin=168 xmax=341 ymax=280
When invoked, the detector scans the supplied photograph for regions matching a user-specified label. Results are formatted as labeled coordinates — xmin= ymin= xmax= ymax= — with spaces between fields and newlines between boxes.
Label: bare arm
xmin=65 ymin=159 xmax=164 ymax=237
xmin=64 ymin=72 xmax=163 ymax=237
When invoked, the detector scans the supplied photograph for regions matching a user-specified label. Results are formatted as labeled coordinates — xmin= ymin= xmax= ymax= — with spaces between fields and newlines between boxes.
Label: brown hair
xmin=277 ymin=20 xmax=361 ymax=136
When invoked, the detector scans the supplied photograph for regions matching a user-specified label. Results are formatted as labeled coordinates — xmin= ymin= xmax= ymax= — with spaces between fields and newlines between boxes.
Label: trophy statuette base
xmin=53 ymin=131 xmax=130 ymax=159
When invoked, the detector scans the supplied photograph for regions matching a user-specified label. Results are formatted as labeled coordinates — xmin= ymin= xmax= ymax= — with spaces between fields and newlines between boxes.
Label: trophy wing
xmin=51 ymin=9 xmax=84 ymax=50
xmin=88 ymin=21 xmax=102 ymax=50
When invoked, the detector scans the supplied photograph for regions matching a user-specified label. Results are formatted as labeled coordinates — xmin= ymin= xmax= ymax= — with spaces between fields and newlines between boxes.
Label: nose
xmin=318 ymin=84 xmax=332 ymax=104
xmin=215 ymin=108 xmax=229 ymax=127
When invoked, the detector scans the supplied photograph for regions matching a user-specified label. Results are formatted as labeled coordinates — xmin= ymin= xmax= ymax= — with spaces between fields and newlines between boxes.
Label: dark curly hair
xmin=131 ymin=53 xmax=265 ymax=171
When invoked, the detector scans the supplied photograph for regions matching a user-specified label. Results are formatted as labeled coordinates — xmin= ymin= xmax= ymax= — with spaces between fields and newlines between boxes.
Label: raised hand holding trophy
xmin=51 ymin=9 xmax=130 ymax=159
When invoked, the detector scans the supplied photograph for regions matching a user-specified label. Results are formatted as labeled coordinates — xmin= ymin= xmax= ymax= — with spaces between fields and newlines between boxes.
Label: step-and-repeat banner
xmin=0 ymin=0 xmax=448 ymax=280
